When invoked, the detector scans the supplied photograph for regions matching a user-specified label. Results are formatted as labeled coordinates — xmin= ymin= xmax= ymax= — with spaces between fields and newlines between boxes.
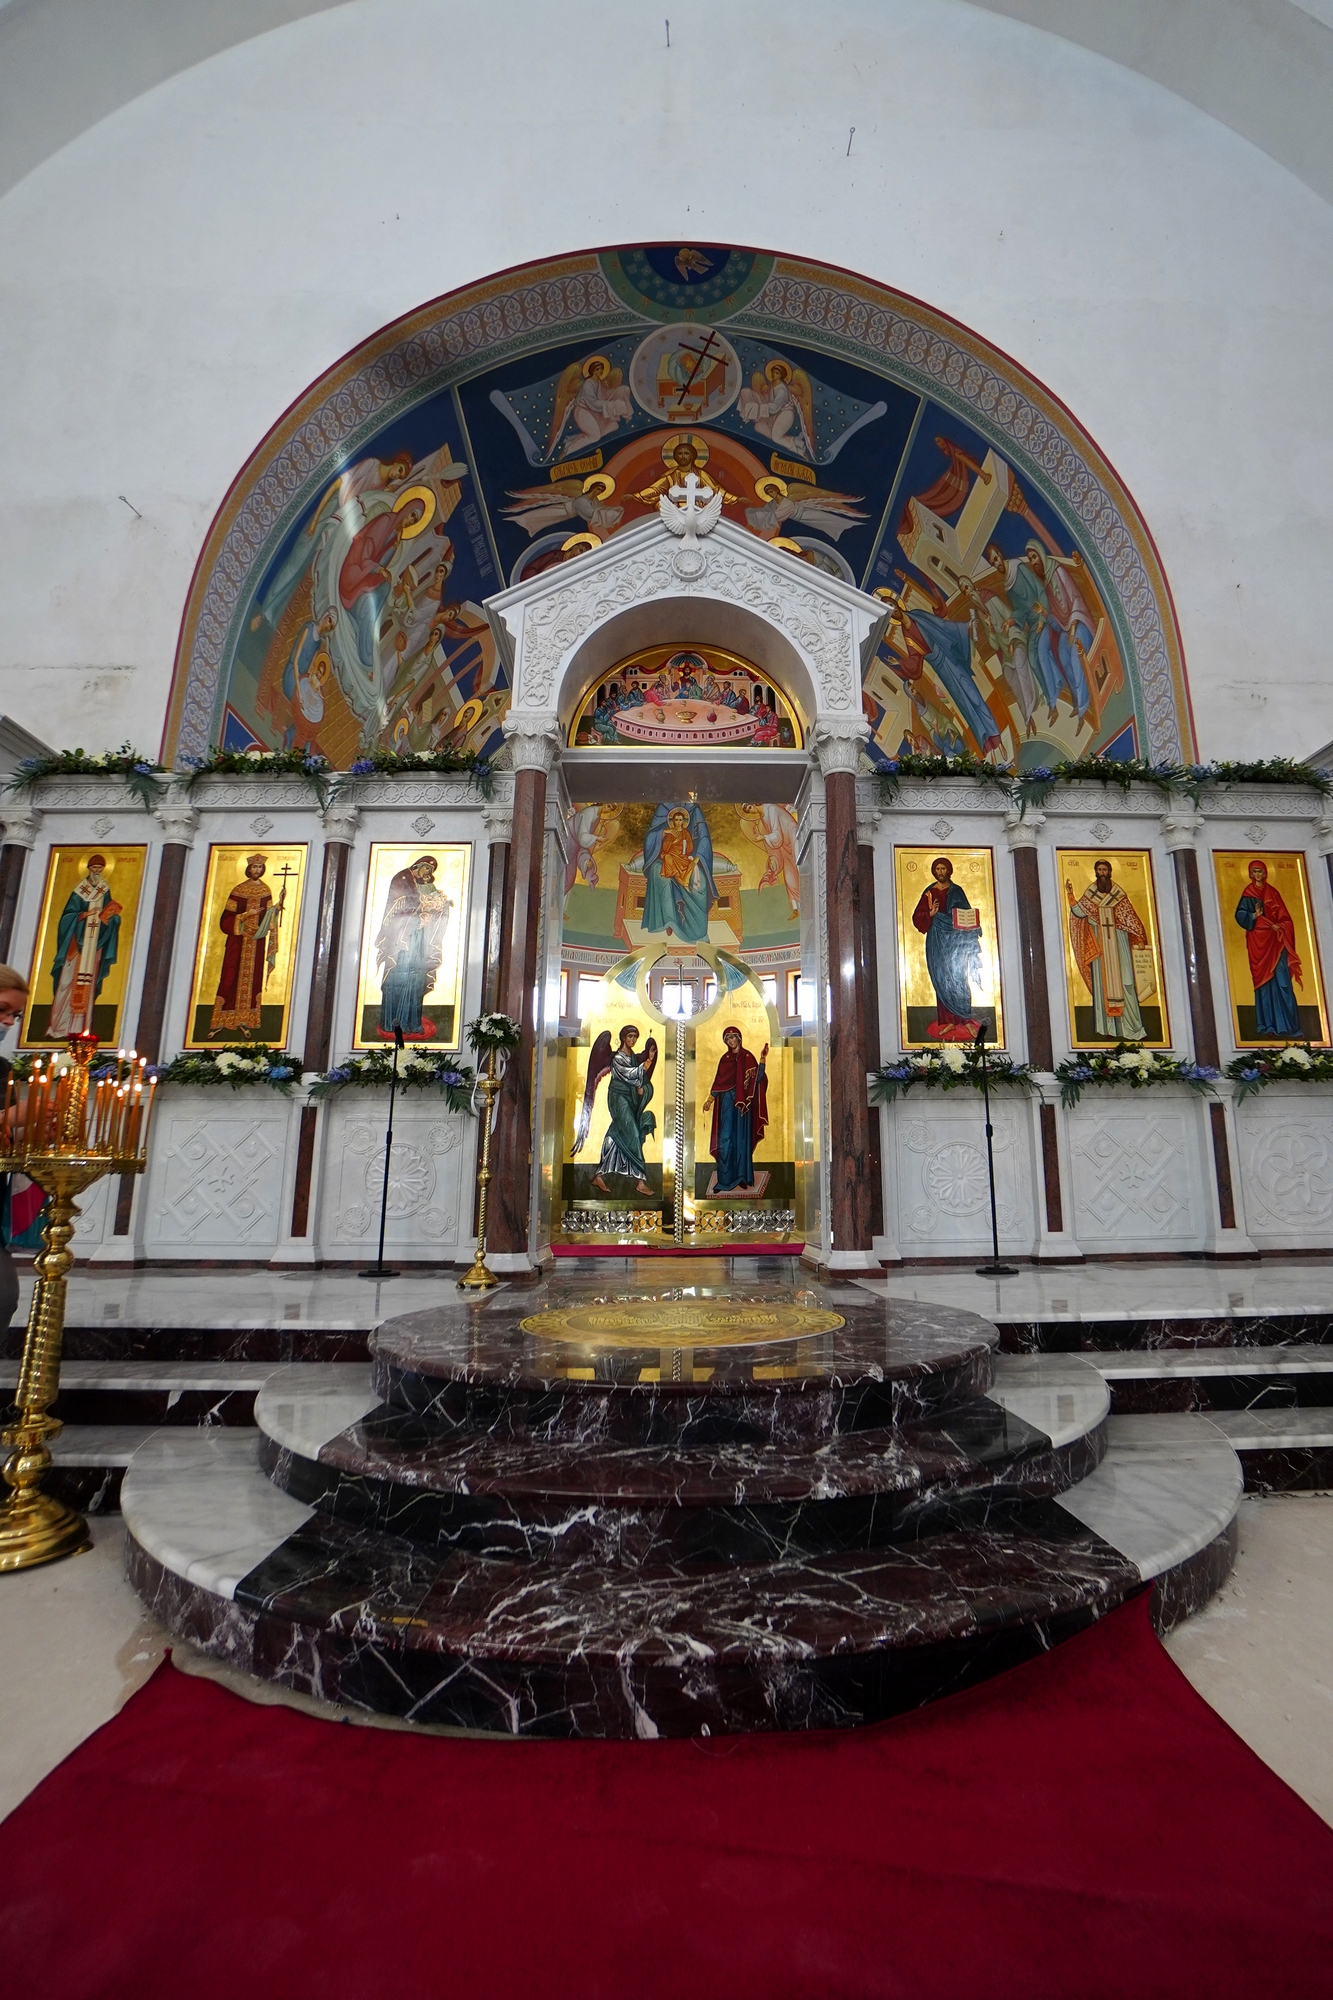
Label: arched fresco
xmin=166 ymin=244 xmax=1193 ymax=771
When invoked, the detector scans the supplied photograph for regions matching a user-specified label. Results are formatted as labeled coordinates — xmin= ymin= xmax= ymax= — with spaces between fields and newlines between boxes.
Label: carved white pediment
xmin=485 ymin=516 xmax=885 ymax=740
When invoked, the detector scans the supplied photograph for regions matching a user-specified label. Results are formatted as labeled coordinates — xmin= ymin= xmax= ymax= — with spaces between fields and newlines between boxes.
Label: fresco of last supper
xmin=168 ymin=246 xmax=1192 ymax=774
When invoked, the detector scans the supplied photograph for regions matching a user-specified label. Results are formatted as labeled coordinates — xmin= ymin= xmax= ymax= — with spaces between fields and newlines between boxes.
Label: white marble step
xmin=0 ymin=1360 xmax=275 ymax=1393
xmin=1204 ymin=1409 xmax=1333 ymax=1451
xmin=48 ymin=1424 xmax=164 ymax=1467
xmin=1093 ymin=1346 xmax=1333 ymax=1380
xmin=1056 ymin=1415 xmax=1243 ymax=1580
xmin=985 ymin=1353 xmax=1109 ymax=1447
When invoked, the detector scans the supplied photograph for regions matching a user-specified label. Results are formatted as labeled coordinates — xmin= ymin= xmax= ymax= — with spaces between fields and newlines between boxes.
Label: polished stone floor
xmin=2 ymin=1498 xmax=1329 ymax=1824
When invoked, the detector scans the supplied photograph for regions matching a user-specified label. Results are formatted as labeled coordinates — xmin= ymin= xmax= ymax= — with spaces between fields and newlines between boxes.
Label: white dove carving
xmin=659 ymin=472 xmax=723 ymax=539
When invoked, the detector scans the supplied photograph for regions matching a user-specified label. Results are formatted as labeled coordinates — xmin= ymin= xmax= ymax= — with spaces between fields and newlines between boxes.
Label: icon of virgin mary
xmin=374 ymin=854 xmax=452 ymax=1039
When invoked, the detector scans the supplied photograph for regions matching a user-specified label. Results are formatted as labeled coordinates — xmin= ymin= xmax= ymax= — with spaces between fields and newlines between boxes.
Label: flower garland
xmin=309 ymin=1045 xmax=476 ymax=1110
xmin=345 ymin=748 xmax=493 ymax=797
xmin=154 ymin=1047 xmax=304 ymax=1092
xmin=871 ymin=1046 xmax=1035 ymax=1103
xmin=466 ymin=1012 xmax=523 ymax=1058
xmin=180 ymin=747 xmax=334 ymax=811
xmin=5 ymin=745 xmax=167 ymax=811
xmin=876 ymin=753 xmax=1331 ymax=816
xmin=1225 ymin=1043 xmax=1333 ymax=1101
xmin=1054 ymin=1044 xmax=1219 ymax=1109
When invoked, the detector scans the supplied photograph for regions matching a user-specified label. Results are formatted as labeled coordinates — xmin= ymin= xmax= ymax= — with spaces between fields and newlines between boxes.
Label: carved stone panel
xmin=140 ymin=1090 xmax=291 ymax=1253
xmin=1067 ymin=1096 xmax=1203 ymax=1251
xmin=1234 ymin=1087 xmax=1333 ymax=1248
xmin=319 ymin=1094 xmax=474 ymax=1258
xmin=889 ymin=1101 xmax=1036 ymax=1255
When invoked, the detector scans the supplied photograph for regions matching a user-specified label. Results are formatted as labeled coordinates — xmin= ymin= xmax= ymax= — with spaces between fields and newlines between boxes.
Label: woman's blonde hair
xmin=0 ymin=966 xmax=29 ymax=994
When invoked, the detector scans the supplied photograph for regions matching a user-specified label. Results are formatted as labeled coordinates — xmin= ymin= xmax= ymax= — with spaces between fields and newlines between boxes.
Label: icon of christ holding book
xmin=912 ymin=856 xmax=983 ymax=1041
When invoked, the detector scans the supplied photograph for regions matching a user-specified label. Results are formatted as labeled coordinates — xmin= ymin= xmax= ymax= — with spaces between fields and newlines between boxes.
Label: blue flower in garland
xmin=1029 ymin=765 xmax=1054 ymax=781
xmin=269 ymin=1065 xmax=292 ymax=1081
xmin=1240 ymin=1067 xmax=1261 ymax=1081
xmin=348 ymin=758 xmax=374 ymax=775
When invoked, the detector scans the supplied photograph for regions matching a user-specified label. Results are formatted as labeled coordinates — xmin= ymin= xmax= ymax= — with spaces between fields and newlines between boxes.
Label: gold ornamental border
xmin=519 ymin=1303 xmax=844 ymax=1349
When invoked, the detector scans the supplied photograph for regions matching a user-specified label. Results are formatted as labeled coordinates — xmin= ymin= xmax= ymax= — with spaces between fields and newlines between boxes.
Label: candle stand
xmin=0 ymin=1036 xmax=156 ymax=1571
xmin=458 ymin=1052 xmax=502 ymax=1292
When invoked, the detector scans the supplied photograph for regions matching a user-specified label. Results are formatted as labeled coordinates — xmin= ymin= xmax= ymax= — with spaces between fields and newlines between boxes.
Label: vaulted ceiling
xmin=2 ymin=0 xmax=1332 ymax=206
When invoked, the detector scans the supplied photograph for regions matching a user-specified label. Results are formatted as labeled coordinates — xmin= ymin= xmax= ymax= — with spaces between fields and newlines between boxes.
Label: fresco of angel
xmin=547 ymin=354 xmax=634 ymax=459
xmin=736 ymin=803 xmax=801 ymax=920
xmin=737 ymin=358 xmax=816 ymax=459
xmin=572 ymin=1024 xmax=659 ymax=1195
xmin=502 ymin=478 xmax=625 ymax=542
xmin=744 ymin=477 xmax=867 ymax=543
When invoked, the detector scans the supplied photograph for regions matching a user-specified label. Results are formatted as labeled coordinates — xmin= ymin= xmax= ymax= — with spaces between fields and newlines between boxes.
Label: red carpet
xmin=1 ymin=1593 xmax=1329 ymax=1998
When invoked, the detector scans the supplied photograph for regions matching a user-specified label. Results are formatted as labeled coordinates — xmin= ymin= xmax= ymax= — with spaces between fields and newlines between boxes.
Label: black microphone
xmin=394 ymin=1027 xmax=404 ymax=1051
xmin=973 ymin=1021 xmax=986 ymax=1050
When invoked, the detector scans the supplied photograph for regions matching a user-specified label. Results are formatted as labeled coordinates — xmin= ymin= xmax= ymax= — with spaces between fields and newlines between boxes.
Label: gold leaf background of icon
xmin=892 ymin=846 xmax=1005 ymax=1048
xmin=351 ymin=842 xmax=472 ymax=1050
xmin=1212 ymin=849 xmax=1329 ymax=1048
xmin=1054 ymin=847 xmax=1169 ymax=1049
xmin=21 ymin=845 xmax=148 ymax=1050
xmin=184 ymin=844 xmax=307 ymax=1049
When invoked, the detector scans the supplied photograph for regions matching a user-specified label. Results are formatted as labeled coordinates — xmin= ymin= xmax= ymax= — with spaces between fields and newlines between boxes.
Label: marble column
xmin=0 ymin=806 xmax=40 ymax=963
xmin=1161 ymin=808 xmax=1250 ymax=1249
xmin=855 ymin=787 xmax=884 ymax=1241
xmin=488 ymin=717 xmax=559 ymax=1272
xmin=814 ymin=721 xmax=877 ymax=1269
xmin=112 ymin=786 xmax=200 ymax=1243
xmin=288 ymin=800 xmax=359 ymax=1244
xmin=1005 ymin=806 xmax=1068 ymax=1244
xmin=480 ymin=802 xmax=514 ymax=1016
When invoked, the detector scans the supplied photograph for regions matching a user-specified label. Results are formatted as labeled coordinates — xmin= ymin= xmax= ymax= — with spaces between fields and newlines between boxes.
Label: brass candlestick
xmin=458 ymin=1051 xmax=501 ymax=1292
xmin=0 ymin=1036 xmax=156 ymax=1571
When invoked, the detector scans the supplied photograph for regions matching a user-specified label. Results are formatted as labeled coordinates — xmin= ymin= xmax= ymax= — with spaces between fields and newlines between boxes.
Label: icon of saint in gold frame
xmin=21 ymin=845 xmax=148 ymax=1048
xmin=352 ymin=843 xmax=471 ymax=1047
xmin=184 ymin=844 xmax=307 ymax=1046
xmin=1212 ymin=849 xmax=1329 ymax=1047
xmin=1056 ymin=848 xmax=1169 ymax=1047
xmin=893 ymin=847 xmax=1004 ymax=1047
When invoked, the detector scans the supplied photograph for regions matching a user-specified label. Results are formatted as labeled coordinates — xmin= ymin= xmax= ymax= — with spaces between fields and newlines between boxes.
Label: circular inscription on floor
xmin=518 ymin=1303 xmax=845 ymax=1348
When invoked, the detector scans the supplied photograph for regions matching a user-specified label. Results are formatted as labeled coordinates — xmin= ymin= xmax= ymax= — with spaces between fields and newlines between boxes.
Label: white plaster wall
xmin=0 ymin=0 xmax=1330 ymax=758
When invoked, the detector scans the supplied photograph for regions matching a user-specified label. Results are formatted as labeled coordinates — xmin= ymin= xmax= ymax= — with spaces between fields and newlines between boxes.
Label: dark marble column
xmin=0 ymin=816 xmax=38 ymax=963
xmin=115 ymin=792 xmax=199 ymax=1237
xmin=1163 ymin=815 xmax=1236 ymax=1236
xmin=1007 ymin=822 xmax=1068 ymax=1239
xmin=488 ymin=736 xmax=555 ymax=1267
xmin=855 ymin=803 xmax=884 ymax=1240
xmin=481 ymin=811 xmax=512 ymax=1016
xmin=288 ymin=803 xmax=358 ymax=1242
xmin=822 ymin=756 xmax=875 ymax=1264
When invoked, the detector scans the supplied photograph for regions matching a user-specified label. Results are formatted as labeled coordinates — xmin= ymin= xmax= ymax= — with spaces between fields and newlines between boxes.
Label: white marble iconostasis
xmin=6 ymin=770 xmax=1333 ymax=1267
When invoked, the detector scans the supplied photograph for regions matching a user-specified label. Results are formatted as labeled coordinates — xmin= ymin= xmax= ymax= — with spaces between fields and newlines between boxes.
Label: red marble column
xmin=289 ymin=806 xmax=357 ymax=1241
xmin=487 ymin=751 xmax=552 ymax=1266
xmin=855 ymin=825 xmax=884 ymax=1241
xmin=824 ymin=766 xmax=876 ymax=1263
xmin=115 ymin=792 xmax=200 ymax=1237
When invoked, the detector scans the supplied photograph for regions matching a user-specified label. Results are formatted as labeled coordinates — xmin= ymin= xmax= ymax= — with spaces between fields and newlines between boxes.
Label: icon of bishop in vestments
xmin=1066 ymin=858 xmax=1150 ymax=1040
xmin=48 ymin=854 xmax=122 ymax=1038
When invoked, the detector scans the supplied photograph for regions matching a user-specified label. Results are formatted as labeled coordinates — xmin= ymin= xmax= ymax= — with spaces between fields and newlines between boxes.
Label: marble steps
xmin=0 ymin=1359 xmax=266 ymax=1431
xmin=254 ymin=1357 xmax=1111 ymax=1562
xmin=121 ymin=1414 xmax=1243 ymax=1738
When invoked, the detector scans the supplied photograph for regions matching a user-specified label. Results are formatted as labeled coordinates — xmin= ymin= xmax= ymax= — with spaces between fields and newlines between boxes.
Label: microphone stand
xmin=360 ymin=1025 xmax=403 ymax=1279
xmin=973 ymin=1022 xmax=1017 ymax=1277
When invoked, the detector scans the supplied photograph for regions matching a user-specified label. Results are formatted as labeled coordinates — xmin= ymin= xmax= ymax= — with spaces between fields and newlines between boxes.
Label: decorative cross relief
xmin=658 ymin=471 xmax=722 ymax=580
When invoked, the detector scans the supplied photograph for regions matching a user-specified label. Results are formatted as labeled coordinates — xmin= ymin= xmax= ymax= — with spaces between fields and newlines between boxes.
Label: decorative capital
xmin=153 ymin=783 xmax=200 ymax=848
xmin=320 ymin=799 xmax=360 ymax=846
xmin=1004 ymin=805 xmax=1046 ymax=849
xmin=0 ymin=806 xmax=41 ymax=850
xmin=1159 ymin=807 xmax=1204 ymax=853
xmin=502 ymin=709 xmax=561 ymax=775
xmin=481 ymin=805 xmax=514 ymax=845
xmin=810 ymin=715 xmax=869 ymax=778
xmin=1314 ymin=804 xmax=1333 ymax=856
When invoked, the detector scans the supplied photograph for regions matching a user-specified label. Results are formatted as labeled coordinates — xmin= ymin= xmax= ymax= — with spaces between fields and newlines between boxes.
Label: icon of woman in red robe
xmin=1234 ymin=859 xmax=1303 ymax=1037
xmin=708 ymin=1026 xmax=768 ymax=1193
